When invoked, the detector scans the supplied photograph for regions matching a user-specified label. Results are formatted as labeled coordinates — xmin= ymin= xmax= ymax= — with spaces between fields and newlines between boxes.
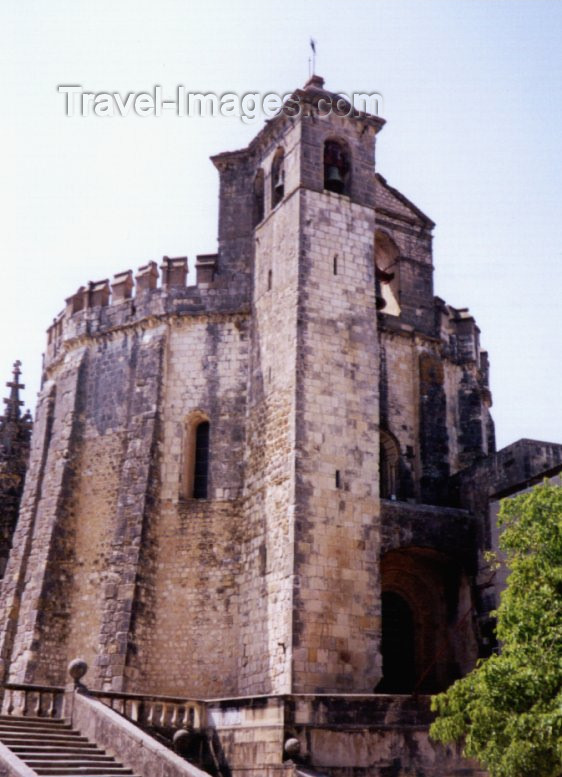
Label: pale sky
xmin=1 ymin=0 xmax=560 ymax=451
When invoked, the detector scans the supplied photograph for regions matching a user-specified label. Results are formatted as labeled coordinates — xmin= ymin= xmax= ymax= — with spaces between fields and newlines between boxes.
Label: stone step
xmin=23 ymin=754 xmax=115 ymax=764
xmin=0 ymin=732 xmax=90 ymax=744
xmin=0 ymin=726 xmax=79 ymax=737
xmin=0 ymin=716 xmax=68 ymax=728
xmin=0 ymin=723 xmax=71 ymax=733
xmin=0 ymin=728 xmax=84 ymax=736
xmin=22 ymin=758 xmax=131 ymax=774
xmin=0 ymin=714 xmax=142 ymax=777
xmin=31 ymin=769 xmax=135 ymax=776
xmin=10 ymin=745 xmax=101 ymax=754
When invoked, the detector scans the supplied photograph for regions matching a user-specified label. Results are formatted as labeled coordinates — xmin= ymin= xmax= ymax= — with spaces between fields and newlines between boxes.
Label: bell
xmin=274 ymin=169 xmax=285 ymax=192
xmin=326 ymin=164 xmax=344 ymax=193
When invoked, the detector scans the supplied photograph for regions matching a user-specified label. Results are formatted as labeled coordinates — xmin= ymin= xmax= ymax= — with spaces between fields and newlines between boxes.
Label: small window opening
xmin=375 ymin=231 xmax=401 ymax=316
xmin=335 ymin=470 xmax=341 ymax=489
xmin=333 ymin=254 xmax=338 ymax=275
xmin=267 ymin=269 xmax=272 ymax=290
xmin=380 ymin=429 xmax=400 ymax=500
xmin=193 ymin=420 xmax=210 ymax=499
xmin=271 ymin=149 xmax=285 ymax=208
xmin=253 ymin=169 xmax=265 ymax=226
xmin=324 ymin=140 xmax=350 ymax=195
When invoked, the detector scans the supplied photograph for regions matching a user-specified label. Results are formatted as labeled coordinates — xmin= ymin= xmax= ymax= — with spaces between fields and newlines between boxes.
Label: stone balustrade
xmin=2 ymin=682 xmax=65 ymax=718
xmin=88 ymin=689 xmax=206 ymax=731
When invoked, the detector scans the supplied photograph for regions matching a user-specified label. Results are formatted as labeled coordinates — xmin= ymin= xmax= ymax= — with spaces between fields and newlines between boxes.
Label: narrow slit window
xmin=193 ymin=421 xmax=210 ymax=499
xmin=271 ymin=149 xmax=285 ymax=208
xmin=253 ymin=169 xmax=265 ymax=226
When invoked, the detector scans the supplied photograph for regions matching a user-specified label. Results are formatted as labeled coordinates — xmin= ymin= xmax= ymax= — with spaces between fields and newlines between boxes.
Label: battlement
xmin=44 ymin=252 xmax=251 ymax=368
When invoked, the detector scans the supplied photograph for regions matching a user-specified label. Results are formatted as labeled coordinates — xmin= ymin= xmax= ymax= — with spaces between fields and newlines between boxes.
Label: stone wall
xmin=209 ymin=694 xmax=486 ymax=777
xmin=0 ymin=347 xmax=86 ymax=684
xmin=131 ymin=314 xmax=250 ymax=697
xmin=240 ymin=160 xmax=300 ymax=695
xmin=1 ymin=312 xmax=254 ymax=696
xmin=293 ymin=187 xmax=381 ymax=693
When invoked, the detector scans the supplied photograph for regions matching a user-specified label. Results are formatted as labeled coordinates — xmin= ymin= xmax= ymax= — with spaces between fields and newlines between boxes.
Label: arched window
xmin=323 ymin=139 xmax=350 ymax=195
xmin=253 ymin=169 xmax=264 ymax=226
xmin=375 ymin=230 xmax=401 ymax=316
xmin=183 ymin=415 xmax=210 ymax=499
xmin=271 ymin=148 xmax=285 ymax=208
xmin=193 ymin=421 xmax=210 ymax=498
xmin=380 ymin=429 xmax=400 ymax=499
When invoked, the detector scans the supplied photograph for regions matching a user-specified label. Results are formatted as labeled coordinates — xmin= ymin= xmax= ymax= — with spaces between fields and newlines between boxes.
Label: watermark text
xmin=57 ymin=86 xmax=383 ymax=123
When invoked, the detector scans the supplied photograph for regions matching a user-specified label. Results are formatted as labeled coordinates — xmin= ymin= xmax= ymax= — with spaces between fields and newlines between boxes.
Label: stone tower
xmin=212 ymin=74 xmax=384 ymax=694
xmin=3 ymin=76 xmax=560 ymax=776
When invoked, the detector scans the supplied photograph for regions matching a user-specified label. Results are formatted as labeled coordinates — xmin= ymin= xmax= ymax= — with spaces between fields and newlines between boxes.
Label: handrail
xmin=86 ymin=688 xmax=204 ymax=705
xmin=5 ymin=682 xmax=65 ymax=693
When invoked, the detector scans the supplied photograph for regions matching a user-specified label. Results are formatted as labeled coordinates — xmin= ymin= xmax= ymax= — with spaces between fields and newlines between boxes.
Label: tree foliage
xmin=430 ymin=480 xmax=562 ymax=777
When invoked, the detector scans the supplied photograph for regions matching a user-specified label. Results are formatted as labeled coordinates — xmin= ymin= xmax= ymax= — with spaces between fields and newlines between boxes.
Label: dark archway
xmin=378 ymin=591 xmax=416 ymax=693
xmin=377 ymin=547 xmax=477 ymax=693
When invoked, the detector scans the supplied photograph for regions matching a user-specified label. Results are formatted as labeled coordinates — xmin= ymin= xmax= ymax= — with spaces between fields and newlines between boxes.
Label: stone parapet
xmin=71 ymin=690 xmax=210 ymax=777
xmin=380 ymin=500 xmax=475 ymax=561
xmin=206 ymin=693 xmax=485 ymax=777
xmin=46 ymin=253 xmax=242 ymax=369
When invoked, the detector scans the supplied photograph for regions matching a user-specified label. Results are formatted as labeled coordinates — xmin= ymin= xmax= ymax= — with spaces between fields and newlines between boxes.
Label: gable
xmin=375 ymin=173 xmax=434 ymax=227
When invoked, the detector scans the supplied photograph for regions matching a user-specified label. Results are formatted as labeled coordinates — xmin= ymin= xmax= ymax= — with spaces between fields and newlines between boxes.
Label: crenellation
xmin=111 ymin=269 xmax=134 ymax=302
xmin=135 ymin=259 xmax=159 ymax=292
xmin=160 ymin=255 xmax=188 ymax=288
xmin=65 ymin=286 xmax=86 ymax=316
xmin=195 ymin=253 xmax=218 ymax=286
xmin=43 ymin=255 xmax=254 ymax=371
xmin=85 ymin=278 xmax=111 ymax=308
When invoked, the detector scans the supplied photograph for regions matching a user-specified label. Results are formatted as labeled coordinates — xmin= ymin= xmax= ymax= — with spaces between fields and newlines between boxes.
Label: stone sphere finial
xmin=173 ymin=727 xmax=194 ymax=754
xmin=68 ymin=658 xmax=88 ymax=683
xmin=284 ymin=737 xmax=301 ymax=757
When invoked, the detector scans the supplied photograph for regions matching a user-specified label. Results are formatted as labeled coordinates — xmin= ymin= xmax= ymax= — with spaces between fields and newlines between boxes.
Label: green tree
xmin=430 ymin=480 xmax=562 ymax=777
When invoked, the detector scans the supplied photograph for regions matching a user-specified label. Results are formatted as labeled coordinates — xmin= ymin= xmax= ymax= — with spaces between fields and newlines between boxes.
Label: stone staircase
xmin=0 ymin=714 xmax=140 ymax=776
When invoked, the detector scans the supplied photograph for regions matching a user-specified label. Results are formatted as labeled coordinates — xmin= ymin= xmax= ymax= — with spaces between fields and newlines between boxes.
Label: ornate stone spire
xmin=0 ymin=361 xmax=28 ymax=455
xmin=0 ymin=361 xmax=32 ymax=578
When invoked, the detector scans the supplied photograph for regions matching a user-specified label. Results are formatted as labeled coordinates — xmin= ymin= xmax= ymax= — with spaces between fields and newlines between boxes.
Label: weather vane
xmin=309 ymin=38 xmax=317 ymax=77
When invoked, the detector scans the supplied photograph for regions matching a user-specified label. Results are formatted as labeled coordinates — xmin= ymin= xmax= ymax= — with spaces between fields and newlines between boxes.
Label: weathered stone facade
xmin=1 ymin=75 xmax=560 ymax=776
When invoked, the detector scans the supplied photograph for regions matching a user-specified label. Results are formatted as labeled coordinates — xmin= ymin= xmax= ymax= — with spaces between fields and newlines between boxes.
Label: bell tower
xmin=214 ymin=76 xmax=385 ymax=694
